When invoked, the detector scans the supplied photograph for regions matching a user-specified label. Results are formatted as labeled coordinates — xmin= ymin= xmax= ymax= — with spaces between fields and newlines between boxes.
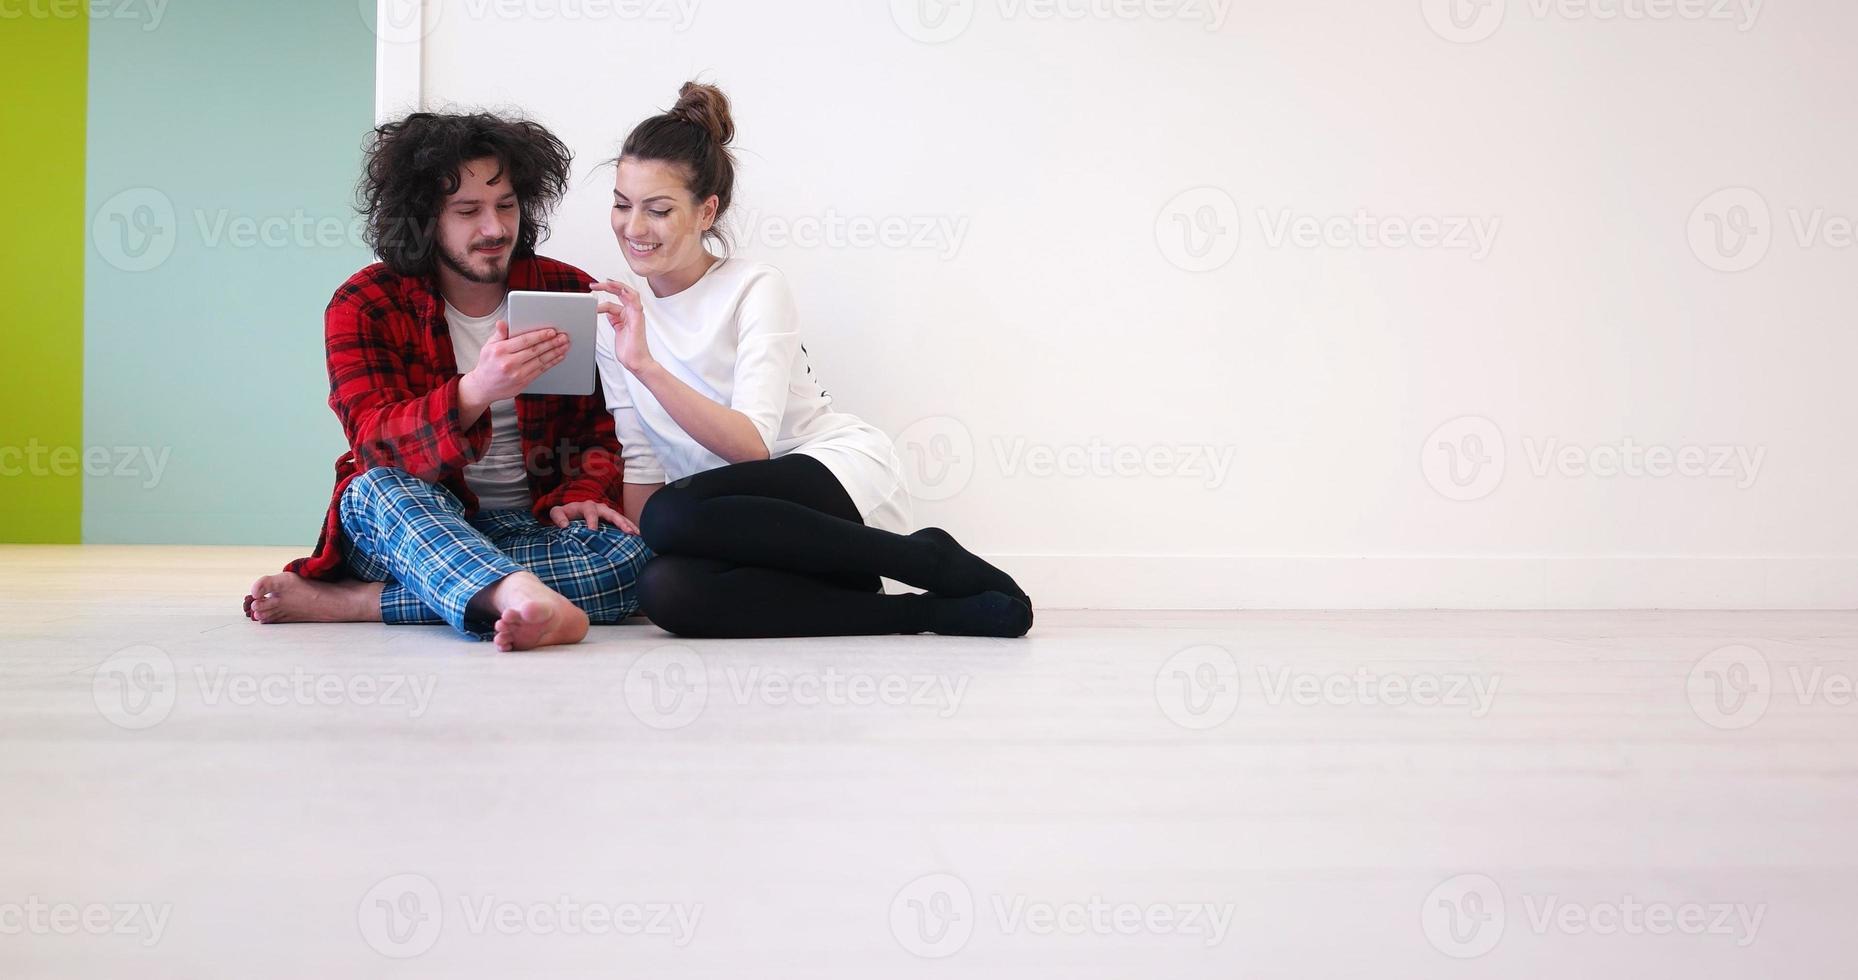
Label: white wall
xmin=390 ymin=0 xmax=1858 ymax=608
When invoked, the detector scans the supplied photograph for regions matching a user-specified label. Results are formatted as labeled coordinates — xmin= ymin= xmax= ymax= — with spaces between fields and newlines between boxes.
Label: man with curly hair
xmin=243 ymin=112 xmax=649 ymax=651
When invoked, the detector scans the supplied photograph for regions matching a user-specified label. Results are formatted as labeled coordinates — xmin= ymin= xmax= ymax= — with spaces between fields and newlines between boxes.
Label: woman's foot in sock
xmin=926 ymin=590 xmax=1033 ymax=638
xmin=911 ymin=527 xmax=1028 ymax=601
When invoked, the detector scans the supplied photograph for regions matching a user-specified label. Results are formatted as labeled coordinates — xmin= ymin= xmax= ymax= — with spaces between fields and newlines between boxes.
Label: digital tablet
xmin=507 ymin=290 xmax=598 ymax=397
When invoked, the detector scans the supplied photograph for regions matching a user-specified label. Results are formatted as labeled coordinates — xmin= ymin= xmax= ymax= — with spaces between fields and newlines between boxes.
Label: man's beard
xmin=438 ymin=238 xmax=511 ymax=284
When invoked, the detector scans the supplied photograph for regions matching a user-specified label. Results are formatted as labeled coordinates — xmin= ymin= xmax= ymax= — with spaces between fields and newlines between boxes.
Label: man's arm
xmin=327 ymin=287 xmax=567 ymax=483
xmin=326 ymin=292 xmax=486 ymax=483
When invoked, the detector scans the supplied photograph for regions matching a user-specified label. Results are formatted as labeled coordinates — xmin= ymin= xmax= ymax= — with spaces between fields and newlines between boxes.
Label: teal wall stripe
xmin=85 ymin=1 xmax=377 ymax=543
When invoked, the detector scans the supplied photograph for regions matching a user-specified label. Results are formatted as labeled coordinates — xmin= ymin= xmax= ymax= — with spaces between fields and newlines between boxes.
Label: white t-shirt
xmin=445 ymin=298 xmax=532 ymax=511
xmin=594 ymin=257 xmax=911 ymax=534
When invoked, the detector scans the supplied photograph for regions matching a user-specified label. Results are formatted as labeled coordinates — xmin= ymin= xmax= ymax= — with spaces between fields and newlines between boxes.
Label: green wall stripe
xmin=1 ymin=7 xmax=89 ymax=543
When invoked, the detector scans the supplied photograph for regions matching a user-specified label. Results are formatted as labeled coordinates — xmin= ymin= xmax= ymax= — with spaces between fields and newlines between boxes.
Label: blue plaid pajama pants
xmin=338 ymin=466 xmax=652 ymax=639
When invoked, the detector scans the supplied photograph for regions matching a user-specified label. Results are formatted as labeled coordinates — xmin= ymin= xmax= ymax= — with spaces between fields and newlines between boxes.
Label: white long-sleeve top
xmin=594 ymin=257 xmax=911 ymax=533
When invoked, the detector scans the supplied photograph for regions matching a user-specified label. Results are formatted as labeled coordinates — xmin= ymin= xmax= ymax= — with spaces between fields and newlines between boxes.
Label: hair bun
xmin=671 ymin=81 xmax=734 ymax=145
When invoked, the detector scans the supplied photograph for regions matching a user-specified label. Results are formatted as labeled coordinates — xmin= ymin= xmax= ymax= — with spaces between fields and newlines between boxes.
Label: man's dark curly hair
xmin=358 ymin=111 xmax=573 ymax=277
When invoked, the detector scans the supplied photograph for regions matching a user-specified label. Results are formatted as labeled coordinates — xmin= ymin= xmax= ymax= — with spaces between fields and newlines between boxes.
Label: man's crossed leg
xmin=249 ymin=467 xmax=651 ymax=650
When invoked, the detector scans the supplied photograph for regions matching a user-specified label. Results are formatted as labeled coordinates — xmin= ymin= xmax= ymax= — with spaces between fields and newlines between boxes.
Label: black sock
xmin=910 ymin=527 xmax=1028 ymax=601
xmin=924 ymin=590 xmax=1033 ymax=638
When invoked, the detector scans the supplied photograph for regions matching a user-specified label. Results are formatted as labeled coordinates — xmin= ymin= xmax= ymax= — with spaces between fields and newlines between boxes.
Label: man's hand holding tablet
xmin=506 ymin=291 xmax=599 ymax=396
xmin=456 ymin=320 xmax=569 ymax=426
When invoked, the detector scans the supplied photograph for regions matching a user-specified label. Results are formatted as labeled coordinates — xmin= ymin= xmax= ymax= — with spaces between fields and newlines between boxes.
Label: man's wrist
xmin=457 ymin=371 xmax=490 ymax=422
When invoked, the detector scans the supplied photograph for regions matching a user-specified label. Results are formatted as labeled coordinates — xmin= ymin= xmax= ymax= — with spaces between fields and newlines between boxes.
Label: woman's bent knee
xmin=637 ymin=556 xmax=716 ymax=637
xmin=638 ymin=486 xmax=698 ymax=554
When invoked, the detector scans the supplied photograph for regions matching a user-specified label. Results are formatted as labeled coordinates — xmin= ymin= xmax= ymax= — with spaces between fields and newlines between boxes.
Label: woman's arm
xmin=594 ymin=278 xmax=789 ymax=465
xmin=621 ymin=482 xmax=664 ymax=524
xmin=629 ymin=359 xmax=770 ymax=463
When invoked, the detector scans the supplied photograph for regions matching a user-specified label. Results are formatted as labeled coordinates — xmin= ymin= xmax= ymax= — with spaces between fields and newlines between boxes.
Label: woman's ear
xmin=698 ymin=194 xmax=720 ymax=231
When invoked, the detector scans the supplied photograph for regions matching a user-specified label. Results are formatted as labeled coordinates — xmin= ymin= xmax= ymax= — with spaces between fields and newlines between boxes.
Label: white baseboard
xmin=996 ymin=555 xmax=1858 ymax=610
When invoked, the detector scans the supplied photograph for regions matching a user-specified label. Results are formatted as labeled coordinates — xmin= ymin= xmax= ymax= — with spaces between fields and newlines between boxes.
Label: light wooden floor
xmin=3 ymin=545 xmax=1854 ymax=978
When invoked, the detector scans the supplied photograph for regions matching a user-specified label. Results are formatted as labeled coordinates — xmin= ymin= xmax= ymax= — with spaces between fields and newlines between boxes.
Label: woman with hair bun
xmin=592 ymin=81 xmax=1031 ymax=638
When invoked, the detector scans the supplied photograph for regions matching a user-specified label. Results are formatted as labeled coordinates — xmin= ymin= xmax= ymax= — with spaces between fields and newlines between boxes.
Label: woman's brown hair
xmin=619 ymin=81 xmax=736 ymax=248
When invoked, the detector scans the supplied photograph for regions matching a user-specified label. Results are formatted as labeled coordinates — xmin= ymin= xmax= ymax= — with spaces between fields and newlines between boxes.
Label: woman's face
xmin=611 ymin=157 xmax=716 ymax=280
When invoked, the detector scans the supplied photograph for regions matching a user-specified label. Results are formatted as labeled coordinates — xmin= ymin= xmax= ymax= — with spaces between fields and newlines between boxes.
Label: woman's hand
xmin=593 ymin=279 xmax=656 ymax=374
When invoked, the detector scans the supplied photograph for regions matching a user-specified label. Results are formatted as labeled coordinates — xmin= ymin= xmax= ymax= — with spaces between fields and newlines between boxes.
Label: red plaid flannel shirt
xmin=285 ymin=255 xmax=624 ymax=580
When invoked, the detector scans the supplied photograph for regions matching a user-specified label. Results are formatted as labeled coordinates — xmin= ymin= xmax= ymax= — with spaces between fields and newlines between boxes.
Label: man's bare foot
xmin=478 ymin=572 xmax=588 ymax=651
xmin=246 ymin=573 xmax=384 ymax=624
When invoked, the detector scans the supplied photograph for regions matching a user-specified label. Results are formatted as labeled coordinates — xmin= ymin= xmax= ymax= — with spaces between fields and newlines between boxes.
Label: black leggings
xmin=636 ymin=454 xmax=1030 ymax=638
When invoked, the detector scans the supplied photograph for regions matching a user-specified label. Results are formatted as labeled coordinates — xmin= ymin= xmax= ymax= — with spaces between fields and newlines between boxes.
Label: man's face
xmin=436 ymin=156 xmax=520 ymax=284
